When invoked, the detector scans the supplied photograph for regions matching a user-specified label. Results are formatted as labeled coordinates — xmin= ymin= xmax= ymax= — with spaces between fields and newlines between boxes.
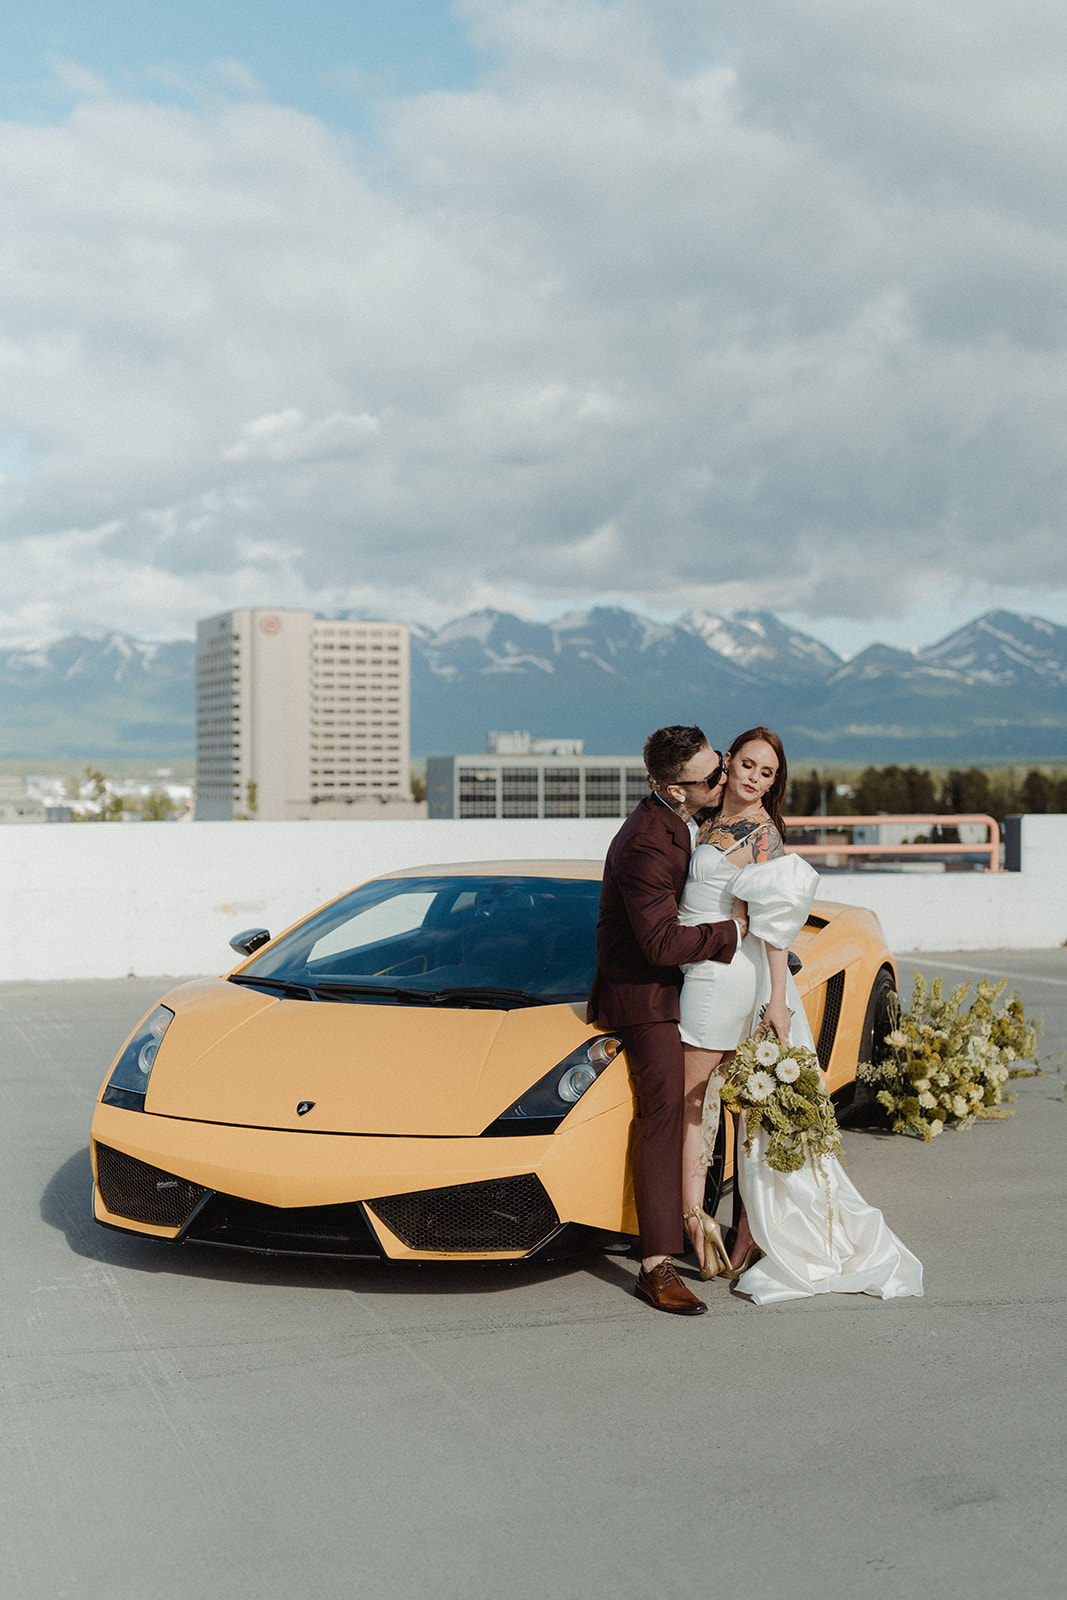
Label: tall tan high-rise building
xmin=195 ymin=609 xmax=410 ymax=820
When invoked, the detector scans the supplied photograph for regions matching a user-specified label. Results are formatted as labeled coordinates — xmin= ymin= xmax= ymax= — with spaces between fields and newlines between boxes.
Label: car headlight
xmin=100 ymin=1005 xmax=174 ymax=1111
xmin=482 ymin=1035 xmax=622 ymax=1136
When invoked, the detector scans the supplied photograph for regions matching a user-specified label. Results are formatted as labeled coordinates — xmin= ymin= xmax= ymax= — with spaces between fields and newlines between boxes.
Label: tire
xmin=834 ymin=965 xmax=896 ymax=1126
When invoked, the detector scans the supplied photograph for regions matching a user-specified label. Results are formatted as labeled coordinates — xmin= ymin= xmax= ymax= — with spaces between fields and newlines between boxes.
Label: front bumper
xmin=90 ymin=1100 xmax=636 ymax=1262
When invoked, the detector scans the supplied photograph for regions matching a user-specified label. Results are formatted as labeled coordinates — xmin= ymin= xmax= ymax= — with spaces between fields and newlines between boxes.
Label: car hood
xmin=143 ymin=978 xmax=597 ymax=1136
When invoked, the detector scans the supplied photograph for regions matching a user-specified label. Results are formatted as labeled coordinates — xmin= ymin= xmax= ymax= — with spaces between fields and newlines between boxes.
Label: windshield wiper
xmin=303 ymin=981 xmax=552 ymax=1009
xmin=424 ymin=986 xmax=549 ymax=1008
xmin=307 ymin=981 xmax=436 ymax=1004
xmin=228 ymin=975 xmax=319 ymax=1001
xmin=235 ymin=978 xmax=559 ymax=1009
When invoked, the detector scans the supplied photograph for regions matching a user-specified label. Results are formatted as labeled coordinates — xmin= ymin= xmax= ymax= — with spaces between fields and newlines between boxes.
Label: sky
xmin=1 ymin=0 xmax=1066 ymax=660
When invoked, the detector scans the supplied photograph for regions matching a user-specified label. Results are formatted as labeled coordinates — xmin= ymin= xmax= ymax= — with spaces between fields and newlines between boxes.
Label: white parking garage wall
xmin=799 ymin=813 xmax=1067 ymax=953
xmin=0 ymin=814 xmax=1064 ymax=982
xmin=0 ymin=819 xmax=619 ymax=982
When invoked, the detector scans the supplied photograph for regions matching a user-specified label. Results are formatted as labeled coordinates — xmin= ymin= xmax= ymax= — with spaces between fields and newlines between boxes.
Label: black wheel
xmin=834 ymin=965 xmax=896 ymax=1126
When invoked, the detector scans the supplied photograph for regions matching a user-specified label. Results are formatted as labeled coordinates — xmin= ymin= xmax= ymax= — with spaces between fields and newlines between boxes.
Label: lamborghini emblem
xmin=296 ymin=1101 xmax=315 ymax=1116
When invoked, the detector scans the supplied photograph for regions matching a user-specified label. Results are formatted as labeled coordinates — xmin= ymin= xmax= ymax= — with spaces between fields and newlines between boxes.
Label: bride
xmin=677 ymin=726 xmax=923 ymax=1305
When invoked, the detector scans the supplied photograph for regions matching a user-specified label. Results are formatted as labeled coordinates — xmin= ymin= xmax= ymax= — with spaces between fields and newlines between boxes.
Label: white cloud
xmin=46 ymin=57 xmax=111 ymax=99
xmin=222 ymin=407 xmax=381 ymax=463
xmin=0 ymin=0 xmax=1065 ymax=645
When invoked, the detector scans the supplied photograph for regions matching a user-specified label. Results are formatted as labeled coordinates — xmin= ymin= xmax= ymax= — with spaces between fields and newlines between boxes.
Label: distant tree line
xmin=70 ymin=766 xmax=179 ymax=822
xmin=785 ymin=766 xmax=1067 ymax=826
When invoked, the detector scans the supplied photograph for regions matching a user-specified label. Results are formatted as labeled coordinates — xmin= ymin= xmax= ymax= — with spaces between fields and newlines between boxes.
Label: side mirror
xmin=230 ymin=928 xmax=271 ymax=957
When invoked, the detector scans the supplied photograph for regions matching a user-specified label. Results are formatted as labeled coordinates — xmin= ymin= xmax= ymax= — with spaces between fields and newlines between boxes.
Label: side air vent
xmin=804 ymin=913 xmax=830 ymax=930
xmin=816 ymin=970 xmax=846 ymax=1072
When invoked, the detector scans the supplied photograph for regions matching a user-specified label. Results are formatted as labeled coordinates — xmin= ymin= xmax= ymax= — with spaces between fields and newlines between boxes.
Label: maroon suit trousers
xmin=616 ymin=1019 xmax=685 ymax=1259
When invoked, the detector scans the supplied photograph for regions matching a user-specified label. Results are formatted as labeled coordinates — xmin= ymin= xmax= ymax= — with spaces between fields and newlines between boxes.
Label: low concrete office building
xmin=195 ymin=609 xmax=411 ymax=820
xmin=427 ymin=753 xmax=647 ymax=819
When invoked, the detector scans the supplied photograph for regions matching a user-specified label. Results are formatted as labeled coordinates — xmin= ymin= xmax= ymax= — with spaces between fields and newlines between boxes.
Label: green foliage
xmin=70 ymin=766 xmax=124 ymax=822
xmin=717 ymin=1024 xmax=843 ymax=1173
xmin=858 ymin=973 xmax=1040 ymax=1140
xmin=786 ymin=769 xmax=852 ymax=817
xmin=940 ymin=767 xmax=991 ymax=814
xmin=854 ymin=765 xmax=936 ymax=814
xmin=786 ymin=763 xmax=1067 ymax=825
xmin=139 ymin=790 xmax=177 ymax=822
xmin=234 ymin=779 xmax=259 ymax=821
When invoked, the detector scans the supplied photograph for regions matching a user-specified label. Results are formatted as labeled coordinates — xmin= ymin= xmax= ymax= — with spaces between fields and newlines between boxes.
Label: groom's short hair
xmin=644 ymin=724 xmax=710 ymax=786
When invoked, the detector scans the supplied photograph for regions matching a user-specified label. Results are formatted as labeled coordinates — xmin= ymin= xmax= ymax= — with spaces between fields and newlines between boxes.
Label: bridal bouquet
xmin=718 ymin=1019 xmax=843 ymax=1174
xmin=857 ymin=972 xmax=1040 ymax=1141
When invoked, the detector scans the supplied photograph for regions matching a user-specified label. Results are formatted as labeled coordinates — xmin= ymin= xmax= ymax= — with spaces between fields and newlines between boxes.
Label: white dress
xmin=680 ymin=845 xmax=924 ymax=1306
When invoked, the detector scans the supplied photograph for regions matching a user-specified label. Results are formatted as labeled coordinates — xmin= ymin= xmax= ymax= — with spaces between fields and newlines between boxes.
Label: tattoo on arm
xmin=753 ymin=823 xmax=785 ymax=862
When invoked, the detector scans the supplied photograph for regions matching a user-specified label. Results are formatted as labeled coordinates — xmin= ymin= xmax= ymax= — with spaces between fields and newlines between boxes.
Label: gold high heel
xmin=723 ymin=1243 xmax=763 ymax=1282
xmin=683 ymin=1206 xmax=732 ymax=1282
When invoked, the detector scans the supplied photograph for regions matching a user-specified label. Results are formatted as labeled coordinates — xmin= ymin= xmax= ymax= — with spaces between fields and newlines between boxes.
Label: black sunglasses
xmin=675 ymin=757 xmax=724 ymax=790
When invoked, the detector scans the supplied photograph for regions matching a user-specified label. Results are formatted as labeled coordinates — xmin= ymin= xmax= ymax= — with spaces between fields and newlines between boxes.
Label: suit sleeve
xmin=615 ymin=831 xmax=738 ymax=968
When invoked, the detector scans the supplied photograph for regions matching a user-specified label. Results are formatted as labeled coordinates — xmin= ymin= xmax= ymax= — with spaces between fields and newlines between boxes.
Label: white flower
xmin=929 ymin=1119 xmax=944 ymax=1137
xmin=913 ymin=1077 xmax=931 ymax=1093
xmin=755 ymin=1039 xmax=781 ymax=1067
xmin=951 ymin=1095 xmax=969 ymax=1118
xmin=747 ymin=1071 xmax=776 ymax=1101
xmin=886 ymin=1029 xmax=908 ymax=1049
xmin=775 ymin=1058 xmax=800 ymax=1083
xmin=919 ymin=1091 xmax=937 ymax=1109
xmin=967 ymin=1086 xmax=983 ymax=1103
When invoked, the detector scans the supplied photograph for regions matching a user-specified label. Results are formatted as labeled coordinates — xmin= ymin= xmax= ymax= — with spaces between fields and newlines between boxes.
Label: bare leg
xmin=681 ymin=1044 xmax=725 ymax=1268
xmin=730 ymin=1210 xmax=755 ymax=1269
xmin=729 ymin=1134 xmax=755 ymax=1268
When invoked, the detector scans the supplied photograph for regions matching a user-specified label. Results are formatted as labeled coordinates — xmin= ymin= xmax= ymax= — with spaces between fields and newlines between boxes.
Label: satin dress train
xmin=680 ymin=849 xmax=924 ymax=1306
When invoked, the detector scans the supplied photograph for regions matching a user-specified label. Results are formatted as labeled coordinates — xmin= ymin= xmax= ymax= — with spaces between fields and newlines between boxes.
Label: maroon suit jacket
xmin=588 ymin=795 xmax=738 ymax=1027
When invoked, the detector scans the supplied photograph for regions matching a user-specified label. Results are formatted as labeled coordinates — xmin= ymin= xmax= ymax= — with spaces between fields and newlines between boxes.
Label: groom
xmin=589 ymin=725 xmax=746 ymax=1314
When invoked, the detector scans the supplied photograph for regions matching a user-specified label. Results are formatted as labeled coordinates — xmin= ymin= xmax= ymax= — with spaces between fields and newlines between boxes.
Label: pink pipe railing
xmin=783 ymin=813 xmax=1001 ymax=873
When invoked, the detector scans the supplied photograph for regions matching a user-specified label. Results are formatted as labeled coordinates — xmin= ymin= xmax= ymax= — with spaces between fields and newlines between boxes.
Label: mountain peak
xmin=919 ymin=609 xmax=1067 ymax=685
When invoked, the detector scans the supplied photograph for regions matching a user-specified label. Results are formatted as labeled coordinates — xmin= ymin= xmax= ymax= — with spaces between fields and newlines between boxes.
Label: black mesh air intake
xmin=369 ymin=1174 xmax=559 ymax=1253
xmin=95 ymin=1144 xmax=210 ymax=1228
xmin=185 ymin=1195 xmax=381 ymax=1258
xmin=816 ymin=970 xmax=846 ymax=1072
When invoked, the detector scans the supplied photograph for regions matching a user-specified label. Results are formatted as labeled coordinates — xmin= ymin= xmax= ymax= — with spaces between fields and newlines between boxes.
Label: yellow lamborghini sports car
xmin=90 ymin=861 xmax=896 ymax=1264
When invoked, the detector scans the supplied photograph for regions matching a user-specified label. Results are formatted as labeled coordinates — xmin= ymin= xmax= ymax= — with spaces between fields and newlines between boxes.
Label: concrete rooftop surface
xmin=3 ymin=952 xmax=1066 ymax=1600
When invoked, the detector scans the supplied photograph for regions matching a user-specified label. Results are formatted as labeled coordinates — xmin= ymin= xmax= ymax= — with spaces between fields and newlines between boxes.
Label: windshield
xmin=236 ymin=875 xmax=601 ymax=1005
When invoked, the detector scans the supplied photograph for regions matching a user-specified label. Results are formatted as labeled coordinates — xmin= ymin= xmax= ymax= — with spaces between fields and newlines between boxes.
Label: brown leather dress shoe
xmin=634 ymin=1259 xmax=707 ymax=1315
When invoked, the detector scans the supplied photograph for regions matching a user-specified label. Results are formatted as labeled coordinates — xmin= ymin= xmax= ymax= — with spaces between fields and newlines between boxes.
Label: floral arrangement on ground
xmin=717 ymin=1021 xmax=842 ymax=1173
xmin=857 ymin=973 xmax=1040 ymax=1141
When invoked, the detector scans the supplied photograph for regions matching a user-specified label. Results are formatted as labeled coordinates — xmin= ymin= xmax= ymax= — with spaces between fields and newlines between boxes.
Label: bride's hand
xmin=765 ymin=997 xmax=791 ymax=1046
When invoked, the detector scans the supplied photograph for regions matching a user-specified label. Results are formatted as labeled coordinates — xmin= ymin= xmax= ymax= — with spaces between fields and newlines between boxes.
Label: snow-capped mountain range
xmin=407 ymin=607 xmax=1067 ymax=763
xmin=0 ymin=609 xmax=1064 ymax=763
